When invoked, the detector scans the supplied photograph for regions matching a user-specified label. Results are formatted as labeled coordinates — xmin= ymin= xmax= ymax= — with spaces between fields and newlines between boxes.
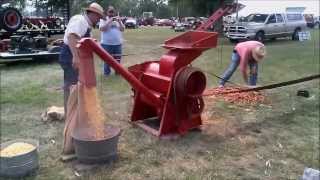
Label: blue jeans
xmin=59 ymin=44 xmax=78 ymax=114
xmin=248 ymin=61 xmax=258 ymax=86
xmin=219 ymin=51 xmax=258 ymax=86
xmin=101 ymin=44 xmax=122 ymax=75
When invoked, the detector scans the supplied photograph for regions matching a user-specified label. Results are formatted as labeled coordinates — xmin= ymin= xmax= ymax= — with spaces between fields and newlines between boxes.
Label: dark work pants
xmin=59 ymin=63 xmax=78 ymax=115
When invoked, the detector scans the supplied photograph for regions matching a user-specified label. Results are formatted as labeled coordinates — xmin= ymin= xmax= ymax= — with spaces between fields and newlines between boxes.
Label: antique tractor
xmin=23 ymin=16 xmax=65 ymax=31
xmin=8 ymin=35 xmax=48 ymax=54
xmin=0 ymin=5 xmax=22 ymax=32
xmin=0 ymin=1 xmax=65 ymax=33
xmin=0 ymin=1 xmax=62 ymax=56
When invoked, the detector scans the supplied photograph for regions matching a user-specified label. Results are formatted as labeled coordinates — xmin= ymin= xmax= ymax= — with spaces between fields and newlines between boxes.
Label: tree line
xmin=7 ymin=0 xmax=234 ymax=18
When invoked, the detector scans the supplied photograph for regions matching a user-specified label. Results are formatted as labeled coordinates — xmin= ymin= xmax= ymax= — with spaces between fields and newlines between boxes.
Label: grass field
xmin=0 ymin=27 xmax=319 ymax=180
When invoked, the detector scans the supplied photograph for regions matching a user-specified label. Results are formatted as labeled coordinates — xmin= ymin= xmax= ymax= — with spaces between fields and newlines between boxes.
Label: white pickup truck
xmin=225 ymin=13 xmax=307 ymax=42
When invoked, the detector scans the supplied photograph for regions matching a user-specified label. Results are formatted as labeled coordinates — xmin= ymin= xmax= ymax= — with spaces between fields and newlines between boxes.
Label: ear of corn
xmin=0 ymin=142 xmax=35 ymax=157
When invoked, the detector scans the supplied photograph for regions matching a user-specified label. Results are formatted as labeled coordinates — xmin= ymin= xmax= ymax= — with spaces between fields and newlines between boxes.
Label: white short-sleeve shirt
xmin=63 ymin=14 xmax=91 ymax=44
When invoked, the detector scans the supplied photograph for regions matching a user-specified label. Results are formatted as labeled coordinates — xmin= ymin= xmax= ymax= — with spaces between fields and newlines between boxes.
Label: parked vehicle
xmin=313 ymin=16 xmax=320 ymax=28
xmin=139 ymin=12 xmax=154 ymax=26
xmin=192 ymin=17 xmax=208 ymax=30
xmin=156 ymin=19 xmax=173 ymax=26
xmin=225 ymin=13 xmax=307 ymax=42
xmin=125 ymin=18 xmax=138 ymax=29
xmin=171 ymin=19 xmax=178 ymax=29
xmin=304 ymin=14 xmax=315 ymax=28
xmin=183 ymin=17 xmax=196 ymax=29
xmin=174 ymin=23 xmax=185 ymax=32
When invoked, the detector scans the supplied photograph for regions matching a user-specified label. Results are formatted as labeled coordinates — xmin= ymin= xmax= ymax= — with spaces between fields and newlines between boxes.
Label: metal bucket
xmin=72 ymin=125 xmax=121 ymax=164
xmin=0 ymin=139 xmax=39 ymax=178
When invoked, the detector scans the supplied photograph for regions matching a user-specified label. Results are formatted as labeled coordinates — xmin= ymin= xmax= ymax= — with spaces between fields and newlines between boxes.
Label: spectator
xmin=99 ymin=6 xmax=125 ymax=76
xmin=59 ymin=2 xmax=104 ymax=114
xmin=218 ymin=41 xmax=266 ymax=87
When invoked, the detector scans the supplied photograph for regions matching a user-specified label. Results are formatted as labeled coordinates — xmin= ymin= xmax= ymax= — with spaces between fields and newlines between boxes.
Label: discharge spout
xmin=77 ymin=38 xmax=162 ymax=107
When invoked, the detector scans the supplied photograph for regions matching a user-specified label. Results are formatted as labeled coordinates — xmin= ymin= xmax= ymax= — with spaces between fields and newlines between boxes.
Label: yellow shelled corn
xmin=0 ymin=142 xmax=35 ymax=157
xmin=82 ymin=87 xmax=105 ymax=139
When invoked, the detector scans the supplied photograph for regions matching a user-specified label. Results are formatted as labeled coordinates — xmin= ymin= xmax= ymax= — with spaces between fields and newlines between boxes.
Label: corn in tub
xmin=0 ymin=142 xmax=35 ymax=157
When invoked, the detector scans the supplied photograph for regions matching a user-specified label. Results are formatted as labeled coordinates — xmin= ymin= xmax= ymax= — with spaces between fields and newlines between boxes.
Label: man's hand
xmin=242 ymin=72 xmax=248 ymax=85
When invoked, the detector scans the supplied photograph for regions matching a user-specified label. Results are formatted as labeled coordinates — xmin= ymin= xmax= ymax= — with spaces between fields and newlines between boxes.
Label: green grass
xmin=0 ymin=27 xmax=319 ymax=179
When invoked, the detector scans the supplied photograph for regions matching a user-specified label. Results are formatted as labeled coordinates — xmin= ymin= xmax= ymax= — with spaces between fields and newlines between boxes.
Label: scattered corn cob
xmin=0 ymin=142 xmax=35 ymax=157
xmin=203 ymin=87 xmax=265 ymax=105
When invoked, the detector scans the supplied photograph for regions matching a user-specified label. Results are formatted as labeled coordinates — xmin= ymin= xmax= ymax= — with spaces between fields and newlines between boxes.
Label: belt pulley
xmin=174 ymin=66 xmax=207 ymax=119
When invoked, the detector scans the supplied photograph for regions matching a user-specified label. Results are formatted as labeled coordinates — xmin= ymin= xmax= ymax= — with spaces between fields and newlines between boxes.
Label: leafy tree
xmin=169 ymin=0 xmax=235 ymax=32
xmin=169 ymin=0 xmax=235 ymax=17
xmin=7 ymin=0 xmax=235 ymax=21
xmin=4 ymin=0 xmax=26 ymax=10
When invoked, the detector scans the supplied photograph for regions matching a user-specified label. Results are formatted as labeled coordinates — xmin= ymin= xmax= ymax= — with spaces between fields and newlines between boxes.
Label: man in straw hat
xmin=59 ymin=2 xmax=104 ymax=159
xmin=218 ymin=40 xmax=266 ymax=87
xmin=59 ymin=2 xmax=104 ymax=114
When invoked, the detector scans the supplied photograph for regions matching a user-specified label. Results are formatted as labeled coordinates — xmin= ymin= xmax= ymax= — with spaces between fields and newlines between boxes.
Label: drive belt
xmin=216 ymin=74 xmax=320 ymax=94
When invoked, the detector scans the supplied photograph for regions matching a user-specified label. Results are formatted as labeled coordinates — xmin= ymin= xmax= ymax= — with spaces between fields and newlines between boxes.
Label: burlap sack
xmin=62 ymin=83 xmax=105 ymax=154
xmin=62 ymin=85 xmax=79 ymax=154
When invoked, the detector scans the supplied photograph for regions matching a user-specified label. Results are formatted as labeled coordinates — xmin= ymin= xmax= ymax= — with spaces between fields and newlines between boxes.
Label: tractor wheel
xmin=229 ymin=39 xmax=238 ymax=43
xmin=255 ymin=31 xmax=265 ymax=42
xmin=0 ymin=7 xmax=23 ymax=32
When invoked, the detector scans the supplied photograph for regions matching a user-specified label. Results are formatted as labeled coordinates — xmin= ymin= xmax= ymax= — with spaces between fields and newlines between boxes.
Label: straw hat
xmin=252 ymin=45 xmax=266 ymax=62
xmin=85 ymin=3 xmax=104 ymax=18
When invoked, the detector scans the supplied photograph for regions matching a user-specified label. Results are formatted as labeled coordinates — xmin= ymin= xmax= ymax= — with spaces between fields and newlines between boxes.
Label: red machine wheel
xmin=174 ymin=67 xmax=206 ymax=119
xmin=0 ymin=7 xmax=23 ymax=32
xmin=187 ymin=97 xmax=205 ymax=117
xmin=175 ymin=67 xmax=206 ymax=97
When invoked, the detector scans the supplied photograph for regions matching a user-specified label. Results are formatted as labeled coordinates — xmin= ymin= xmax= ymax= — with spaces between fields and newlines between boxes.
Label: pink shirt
xmin=234 ymin=41 xmax=264 ymax=73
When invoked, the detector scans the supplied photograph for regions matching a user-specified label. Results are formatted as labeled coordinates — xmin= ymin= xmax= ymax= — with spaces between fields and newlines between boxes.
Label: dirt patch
xmin=202 ymin=119 xmax=238 ymax=137
xmin=201 ymin=112 xmax=240 ymax=139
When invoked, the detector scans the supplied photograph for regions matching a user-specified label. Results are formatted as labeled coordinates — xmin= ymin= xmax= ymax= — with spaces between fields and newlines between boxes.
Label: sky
xmin=237 ymin=0 xmax=320 ymax=16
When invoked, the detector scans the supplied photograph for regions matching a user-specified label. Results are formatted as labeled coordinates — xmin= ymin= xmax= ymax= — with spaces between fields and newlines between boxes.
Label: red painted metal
xmin=7 ymin=12 xmax=18 ymax=26
xmin=77 ymin=30 xmax=217 ymax=137
xmin=77 ymin=39 xmax=162 ymax=108
xmin=76 ymin=3 xmax=242 ymax=137
xmin=196 ymin=3 xmax=245 ymax=31
xmin=0 ymin=39 xmax=10 ymax=52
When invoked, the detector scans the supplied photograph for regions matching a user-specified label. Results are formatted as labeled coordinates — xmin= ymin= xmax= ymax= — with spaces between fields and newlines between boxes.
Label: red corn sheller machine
xmin=77 ymin=4 xmax=241 ymax=138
